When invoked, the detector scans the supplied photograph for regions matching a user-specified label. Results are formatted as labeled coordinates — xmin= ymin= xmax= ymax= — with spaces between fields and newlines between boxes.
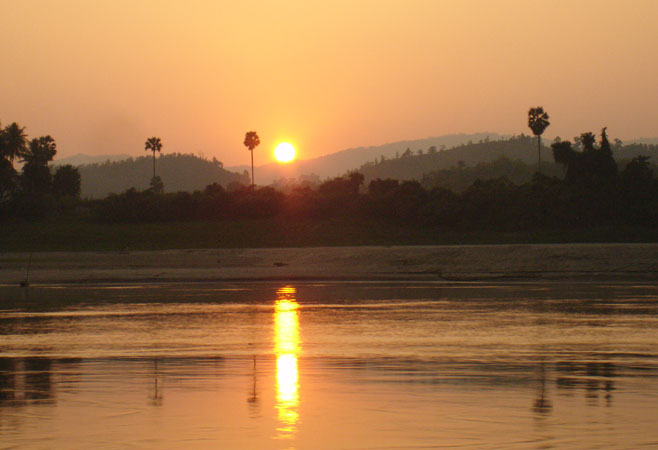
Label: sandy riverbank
xmin=1 ymin=244 xmax=658 ymax=284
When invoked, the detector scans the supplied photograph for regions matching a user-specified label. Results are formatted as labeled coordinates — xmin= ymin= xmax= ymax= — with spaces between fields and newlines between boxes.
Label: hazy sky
xmin=2 ymin=0 xmax=657 ymax=165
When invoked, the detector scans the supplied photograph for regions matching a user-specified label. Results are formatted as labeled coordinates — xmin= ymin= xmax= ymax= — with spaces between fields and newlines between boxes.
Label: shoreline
xmin=2 ymin=243 xmax=658 ymax=285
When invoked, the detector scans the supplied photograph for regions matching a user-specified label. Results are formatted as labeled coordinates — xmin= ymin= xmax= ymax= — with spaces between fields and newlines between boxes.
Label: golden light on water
xmin=274 ymin=286 xmax=300 ymax=438
xmin=274 ymin=142 xmax=296 ymax=163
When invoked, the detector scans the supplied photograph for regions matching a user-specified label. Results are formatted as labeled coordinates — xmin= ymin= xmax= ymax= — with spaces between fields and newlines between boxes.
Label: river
xmin=0 ymin=282 xmax=656 ymax=448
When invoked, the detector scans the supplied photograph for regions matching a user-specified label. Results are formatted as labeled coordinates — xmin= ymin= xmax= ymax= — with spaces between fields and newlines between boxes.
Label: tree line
xmin=2 ymin=116 xmax=657 ymax=231
xmin=0 ymin=122 xmax=81 ymax=218
xmin=357 ymin=133 xmax=657 ymax=186
xmin=92 ymin=127 xmax=657 ymax=229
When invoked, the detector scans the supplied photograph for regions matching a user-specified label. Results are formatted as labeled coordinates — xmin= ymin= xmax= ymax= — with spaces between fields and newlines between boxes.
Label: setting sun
xmin=274 ymin=142 xmax=296 ymax=163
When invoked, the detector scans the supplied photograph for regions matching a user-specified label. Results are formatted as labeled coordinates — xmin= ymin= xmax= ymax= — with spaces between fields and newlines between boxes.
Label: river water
xmin=0 ymin=282 xmax=657 ymax=449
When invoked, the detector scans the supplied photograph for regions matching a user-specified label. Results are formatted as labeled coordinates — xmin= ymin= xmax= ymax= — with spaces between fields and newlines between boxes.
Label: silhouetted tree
xmin=21 ymin=136 xmax=57 ymax=194
xmin=243 ymin=131 xmax=260 ymax=186
xmin=14 ymin=135 xmax=57 ymax=217
xmin=149 ymin=175 xmax=164 ymax=194
xmin=553 ymin=129 xmax=617 ymax=185
xmin=528 ymin=107 xmax=550 ymax=172
xmin=619 ymin=155 xmax=657 ymax=224
xmin=2 ymin=122 xmax=28 ymax=167
xmin=22 ymin=136 xmax=57 ymax=166
xmin=579 ymin=132 xmax=596 ymax=151
xmin=0 ymin=157 xmax=16 ymax=203
xmin=552 ymin=128 xmax=622 ymax=224
xmin=53 ymin=164 xmax=81 ymax=198
xmin=0 ymin=123 xmax=17 ymax=203
xmin=145 ymin=137 xmax=163 ymax=180
xmin=597 ymin=128 xmax=618 ymax=179
xmin=613 ymin=138 xmax=623 ymax=151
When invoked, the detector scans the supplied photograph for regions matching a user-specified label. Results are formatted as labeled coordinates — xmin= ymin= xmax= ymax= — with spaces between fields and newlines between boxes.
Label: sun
xmin=274 ymin=142 xmax=296 ymax=163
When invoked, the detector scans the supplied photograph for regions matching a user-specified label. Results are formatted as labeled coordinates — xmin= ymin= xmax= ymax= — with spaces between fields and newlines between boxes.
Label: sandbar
xmin=1 ymin=243 xmax=658 ymax=285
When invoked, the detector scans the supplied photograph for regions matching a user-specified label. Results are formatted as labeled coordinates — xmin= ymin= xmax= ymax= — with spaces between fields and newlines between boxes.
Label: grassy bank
xmin=2 ymin=218 xmax=658 ymax=252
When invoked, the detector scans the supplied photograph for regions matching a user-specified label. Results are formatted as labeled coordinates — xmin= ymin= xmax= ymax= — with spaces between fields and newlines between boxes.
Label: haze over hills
xmin=629 ymin=137 xmax=658 ymax=145
xmin=358 ymin=135 xmax=545 ymax=185
xmin=227 ymin=133 xmax=507 ymax=184
xmin=77 ymin=154 xmax=249 ymax=198
xmin=67 ymin=133 xmax=506 ymax=197
xmin=61 ymin=132 xmax=658 ymax=199
xmin=361 ymin=135 xmax=658 ymax=192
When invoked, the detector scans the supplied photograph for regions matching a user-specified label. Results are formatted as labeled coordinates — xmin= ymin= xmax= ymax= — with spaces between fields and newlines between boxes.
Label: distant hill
xmin=77 ymin=153 xmax=250 ymax=198
xmin=226 ymin=132 xmax=506 ymax=184
xmin=54 ymin=153 xmax=131 ymax=166
xmin=617 ymin=142 xmax=658 ymax=160
xmin=421 ymin=157 xmax=563 ymax=192
xmin=357 ymin=135 xmax=658 ymax=186
xmin=357 ymin=135 xmax=543 ymax=183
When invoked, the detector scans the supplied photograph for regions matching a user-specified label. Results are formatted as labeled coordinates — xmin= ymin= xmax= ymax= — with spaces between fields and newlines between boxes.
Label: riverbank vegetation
xmin=2 ymin=119 xmax=658 ymax=250
xmin=2 ymin=218 xmax=657 ymax=252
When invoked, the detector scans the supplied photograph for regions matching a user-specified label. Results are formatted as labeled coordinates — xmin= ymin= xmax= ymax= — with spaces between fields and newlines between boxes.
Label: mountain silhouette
xmin=76 ymin=153 xmax=249 ymax=198
xmin=227 ymin=133 xmax=507 ymax=184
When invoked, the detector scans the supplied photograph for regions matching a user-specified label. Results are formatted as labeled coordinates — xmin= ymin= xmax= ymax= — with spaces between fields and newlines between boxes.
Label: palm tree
xmin=145 ymin=137 xmax=163 ymax=179
xmin=3 ymin=122 xmax=28 ymax=167
xmin=243 ymin=131 xmax=260 ymax=186
xmin=528 ymin=107 xmax=550 ymax=173
xmin=23 ymin=136 xmax=57 ymax=166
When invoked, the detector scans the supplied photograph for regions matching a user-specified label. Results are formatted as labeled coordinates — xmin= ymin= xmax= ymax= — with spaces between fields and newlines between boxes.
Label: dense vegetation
xmin=357 ymin=134 xmax=658 ymax=187
xmin=82 ymin=128 xmax=658 ymax=232
xmin=0 ymin=122 xmax=81 ymax=218
xmin=2 ymin=118 xmax=657 ymax=248
xmin=358 ymin=135 xmax=547 ymax=183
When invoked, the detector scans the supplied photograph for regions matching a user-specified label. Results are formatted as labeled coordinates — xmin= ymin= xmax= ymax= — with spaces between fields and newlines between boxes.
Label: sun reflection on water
xmin=274 ymin=286 xmax=300 ymax=439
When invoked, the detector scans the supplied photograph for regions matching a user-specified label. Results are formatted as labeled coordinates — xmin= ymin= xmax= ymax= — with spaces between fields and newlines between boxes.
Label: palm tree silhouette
xmin=145 ymin=137 xmax=163 ymax=179
xmin=528 ymin=107 xmax=550 ymax=173
xmin=243 ymin=131 xmax=260 ymax=186
xmin=3 ymin=122 xmax=28 ymax=167
xmin=23 ymin=136 xmax=57 ymax=165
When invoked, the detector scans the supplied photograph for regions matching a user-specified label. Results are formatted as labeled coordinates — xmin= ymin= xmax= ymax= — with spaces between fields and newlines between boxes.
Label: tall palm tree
xmin=145 ymin=137 xmax=163 ymax=179
xmin=3 ymin=122 xmax=28 ymax=167
xmin=23 ymin=136 xmax=57 ymax=166
xmin=243 ymin=131 xmax=260 ymax=186
xmin=528 ymin=107 xmax=550 ymax=173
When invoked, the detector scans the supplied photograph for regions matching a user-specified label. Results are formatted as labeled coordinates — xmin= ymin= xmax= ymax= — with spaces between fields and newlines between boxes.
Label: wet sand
xmin=1 ymin=243 xmax=658 ymax=284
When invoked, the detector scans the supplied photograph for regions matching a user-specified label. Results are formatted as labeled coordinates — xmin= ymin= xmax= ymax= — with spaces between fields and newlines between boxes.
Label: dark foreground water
xmin=0 ymin=282 xmax=657 ymax=449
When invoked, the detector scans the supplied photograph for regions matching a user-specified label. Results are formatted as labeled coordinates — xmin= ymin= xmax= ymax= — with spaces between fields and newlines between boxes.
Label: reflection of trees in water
xmin=246 ymin=355 xmax=260 ymax=418
xmin=532 ymin=359 xmax=618 ymax=415
xmin=533 ymin=362 xmax=552 ymax=415
xmin=0 ymin=358 xmax=17 ymax=403
xmin=23 ymin=358 xmax=53 ymax=401
xmin=555 ymin=361 xmax=616 ymax=406
xmin=0 ymin=358 xmax=54 ymax=405
xmin=145 ymin=356 xmax=225 ymax=408
xmin=0 ymin=357 xmax=81 ymax=408
xmin=150 ymin=358 xmax=163 ymax=407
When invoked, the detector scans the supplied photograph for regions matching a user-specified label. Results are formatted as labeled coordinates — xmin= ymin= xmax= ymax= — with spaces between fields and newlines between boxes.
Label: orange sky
xmin=2 ymin=0 xmax=657 ymax=165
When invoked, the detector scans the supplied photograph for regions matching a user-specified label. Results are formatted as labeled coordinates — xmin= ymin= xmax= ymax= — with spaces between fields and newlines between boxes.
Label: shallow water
xmin=0 ymin=282 xmax=657 ymax=449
